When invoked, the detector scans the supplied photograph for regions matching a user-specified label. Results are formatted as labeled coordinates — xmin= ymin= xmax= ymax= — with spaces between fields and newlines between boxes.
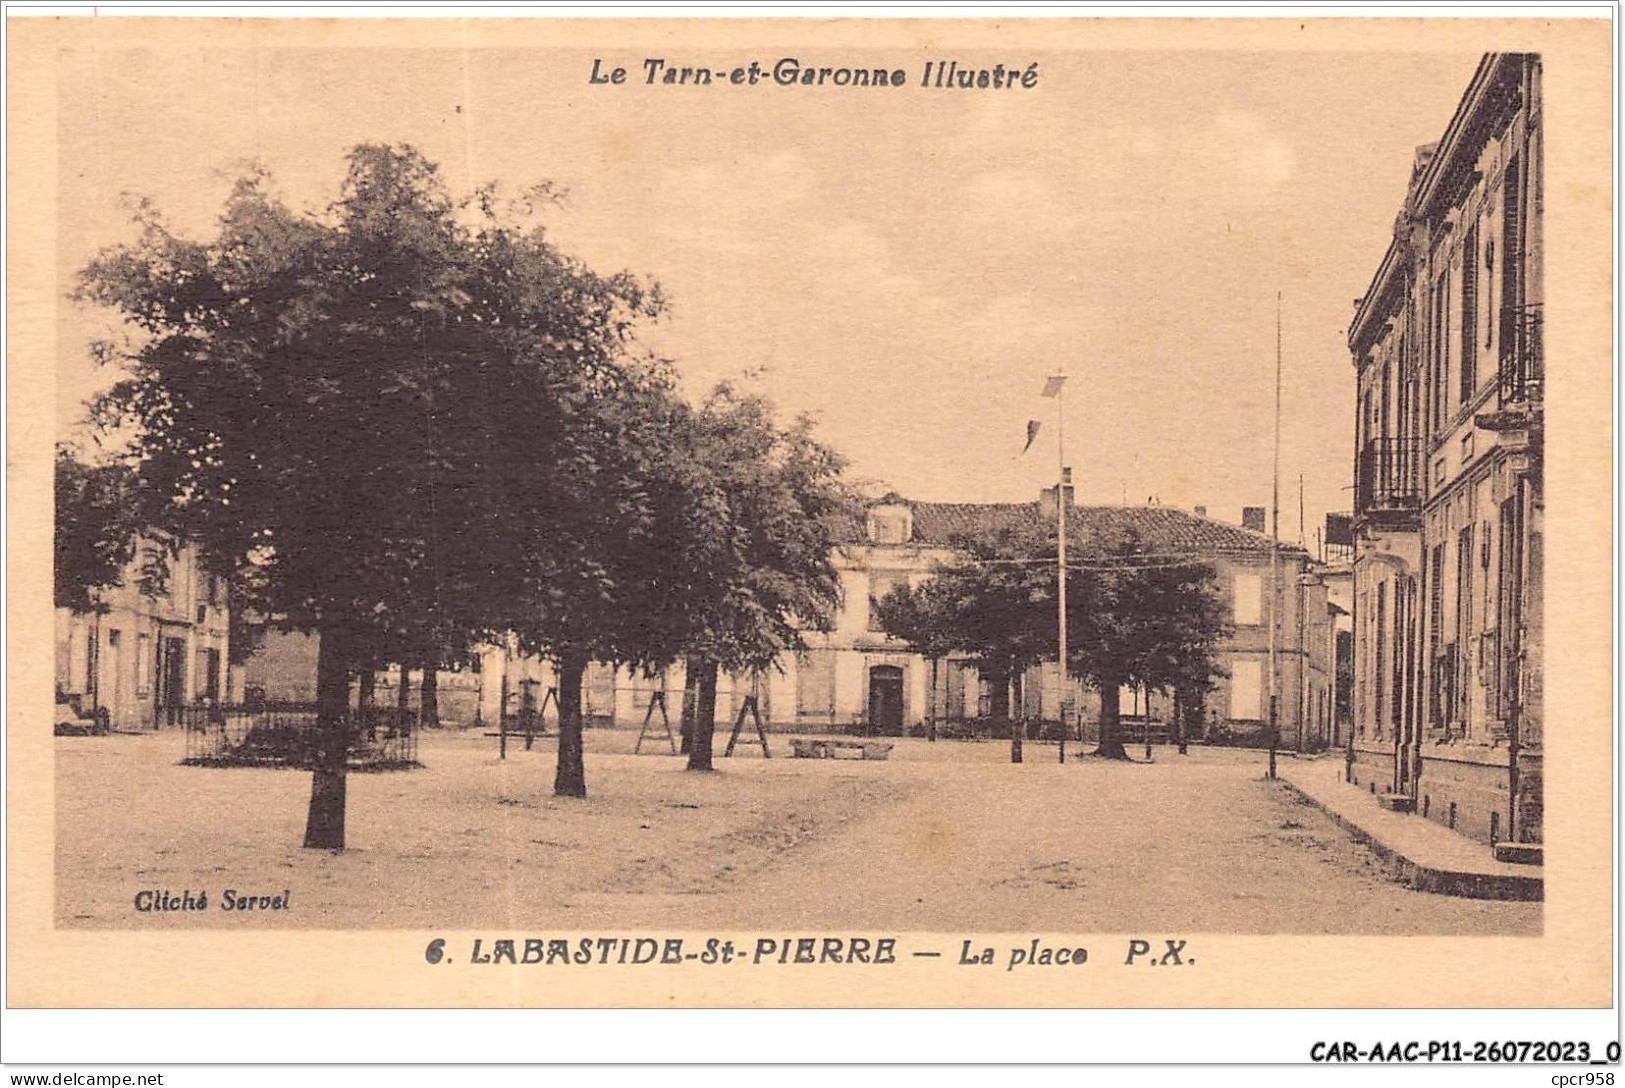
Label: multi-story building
xmin=1348 ymin=52 xmax=1542 ymax=850
xmin=236 ymin=492 xmax=1335 ymax=749
xmin=639 ymin=492 xmax=1328 ymax=746
xmin=464 ymin=493 xmax=1335 ymax=747
xmin=54 ymin=537 xmax=232 ymax=731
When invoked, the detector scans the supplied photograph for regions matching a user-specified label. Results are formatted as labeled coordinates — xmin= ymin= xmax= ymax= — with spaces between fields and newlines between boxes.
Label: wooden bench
xmin=790 ymin=738 xmax=893 ymax=761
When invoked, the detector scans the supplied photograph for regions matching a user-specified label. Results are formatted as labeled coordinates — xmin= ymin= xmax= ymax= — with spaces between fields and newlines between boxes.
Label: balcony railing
xmin=1498 ymin=302 xmax=1543 ymax=407
xmin=1355 ymin=437 xmax=1421 ymax=515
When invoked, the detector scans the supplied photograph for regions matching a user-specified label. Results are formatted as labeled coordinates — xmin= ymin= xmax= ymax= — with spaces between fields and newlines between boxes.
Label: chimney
xmin=1039 ymin=468 xmax=1074 ymax=518
xmin=1242 ymin=506 xmax=1267 ymax=533
xmin=1194 ymin=505 xmax=1208 ymax=518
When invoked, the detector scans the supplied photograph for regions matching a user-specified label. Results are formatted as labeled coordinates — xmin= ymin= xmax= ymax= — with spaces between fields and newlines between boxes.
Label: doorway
xmin=107 ymin=630 xmax=124 ymax=730
xmin=867 ymin=665 xmax=904 ymax=735
xmin=199 ymin=647 xmax=221 ymax=705
xmin=154 ymin=635 xmax=186 ymax=727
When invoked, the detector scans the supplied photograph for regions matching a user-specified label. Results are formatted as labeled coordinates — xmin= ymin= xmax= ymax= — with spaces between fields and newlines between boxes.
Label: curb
xmin=1277 ymin=778 xmax=1543 ymax=902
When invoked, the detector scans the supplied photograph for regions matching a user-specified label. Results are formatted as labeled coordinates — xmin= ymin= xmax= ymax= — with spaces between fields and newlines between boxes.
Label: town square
xmin=43 ymin=40 xmax=1552 ymax=949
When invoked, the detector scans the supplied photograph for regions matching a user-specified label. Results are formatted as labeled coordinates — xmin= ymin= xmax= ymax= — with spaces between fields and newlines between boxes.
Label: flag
xmin=1041 ymin=375 xmax=1067 ymax=398
xmin=1022 ymin=419 xmax=1042 ymax=454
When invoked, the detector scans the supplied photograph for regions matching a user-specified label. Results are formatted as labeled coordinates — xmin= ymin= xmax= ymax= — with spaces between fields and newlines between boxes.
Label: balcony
xmin=1497 ymin=303 xmax=1543 ymax=409
xmin=1355 ymin=437 xmax=1421 ymax=517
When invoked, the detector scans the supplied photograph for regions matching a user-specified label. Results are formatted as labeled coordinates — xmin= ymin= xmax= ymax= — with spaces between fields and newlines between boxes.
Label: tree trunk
xmin=302 ymin=625 xmax=354 ymax=849
xmin=1143 ymin=687 xmax=1154 ymax=760
xmin=397 ymin=665 xmax=412 ymax=733
xmin=553 ymin=651 xmax=588 ymax=798
xmin=686 ymin=659 xmax=720 ymax=772
xmin=928 ymin=658 xmax=938 ymax=743
xmin=1174 ymin=688 xmax=1189 ymax=756
xmin=420 ymin=661 xmax=439 ymax=726
xmin=679 ymin=656 xmax=698 ymax=755
xmin=1094 ymin=676 xmax=1130 ymax=759
xmin=1008 ymin=670 xmax=1023 ymax=762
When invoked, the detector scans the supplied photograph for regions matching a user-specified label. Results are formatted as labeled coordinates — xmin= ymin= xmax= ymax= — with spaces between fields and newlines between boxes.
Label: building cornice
xmin=1411 ymin=54 xmax=1525 ymax=223
xmin=1349 ymin=238 xmax=1407 ymax=359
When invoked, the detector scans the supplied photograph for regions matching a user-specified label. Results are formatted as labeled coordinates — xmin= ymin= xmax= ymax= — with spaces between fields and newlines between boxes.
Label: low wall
xmin=1415 ymin=747 xmax=1515 ymax=846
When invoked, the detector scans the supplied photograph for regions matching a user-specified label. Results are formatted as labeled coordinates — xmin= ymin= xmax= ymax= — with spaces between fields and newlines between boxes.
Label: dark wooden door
xmin=200 ymin=647 xmax=221 ymax=704
xmin=155 ymin=636 xmax=186 ymax=726
xmin=868 ymin=666 xmax=903 ymax=734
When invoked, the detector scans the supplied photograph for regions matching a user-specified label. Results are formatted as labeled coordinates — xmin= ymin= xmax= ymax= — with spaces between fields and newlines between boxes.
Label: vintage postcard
xmin=4 ymin=13 xmax=1615 ymax=1018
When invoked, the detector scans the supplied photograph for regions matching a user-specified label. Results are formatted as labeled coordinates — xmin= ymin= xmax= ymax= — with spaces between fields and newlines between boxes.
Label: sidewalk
xmin=1276 ymin=758 xmax=1543 ymax=901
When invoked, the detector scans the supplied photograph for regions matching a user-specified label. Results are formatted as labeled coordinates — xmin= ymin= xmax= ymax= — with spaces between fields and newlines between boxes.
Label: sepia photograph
xmin=4 ymin=10 xmax=1615 ymax=1036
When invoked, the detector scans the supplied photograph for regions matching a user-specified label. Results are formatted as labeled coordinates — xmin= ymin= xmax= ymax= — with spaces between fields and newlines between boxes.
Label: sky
xmin=53 ymin=38 xmax=1485 ymax=547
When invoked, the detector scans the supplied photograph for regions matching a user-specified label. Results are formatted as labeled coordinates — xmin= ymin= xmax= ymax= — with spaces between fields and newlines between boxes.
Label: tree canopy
xmin=874 ymin=519 xmax=1230 ymax=759
xmin=668 ymin=384 xmax=852 ymax=771
xmin=53 ymin=445 xmax=144 ymax=611
xmin=78 ymin=144 xmax=670 ymax=840
xmin=77 ymin=141 xmax=858 ymax=816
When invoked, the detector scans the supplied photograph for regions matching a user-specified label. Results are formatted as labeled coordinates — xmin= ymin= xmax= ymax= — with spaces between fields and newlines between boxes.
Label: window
xmin=1379 ymin=362 xmax=1391 ymax=442
xmin=1456 ymin=524 xmax=1475 ymax=726
xmin=1232 ymin=572 xmax=1263 ymax=627
xmin=1427 ymin=544 xmax=1445 ymax=730
xmin=1229 ymin=659 xmax=1263 ymax=721
xmin=1432 ymin=271 xmax=1451 ymax=430
xmin=1497 ymin=495 xmax=1525 ymax=722
xmin=1500 ymin=158 xmax=1522 ymax=350
xmin=867 ymin=572 xmax=909 ymax=632
xmin=1460 ymin=224 xmax=1478 ymax=400
xmin=1373 ymin=583 xmax=1387 ymax=740
xmin=135 ymin=634 xmax=151 ymax=696
xmin=796 ymin=650 xmax=837 ymax=718
xmin=867 ymin=510 xmax=910 ymax=544
xmin=944 ymin=660 xmax=971 ymax=720
xmin=584 ymin=662 xmax=616 ymax=719
xmin=85 ymin=628 xmax=100 ymax=697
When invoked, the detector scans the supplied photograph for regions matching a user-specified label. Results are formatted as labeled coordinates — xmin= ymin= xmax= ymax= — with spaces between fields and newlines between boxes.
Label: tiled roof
xmin=840 ymin=500 xmax=1307 ymax=558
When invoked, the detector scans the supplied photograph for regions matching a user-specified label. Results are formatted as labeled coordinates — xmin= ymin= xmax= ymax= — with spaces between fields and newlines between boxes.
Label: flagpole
xmin=1031 ymin=375 xmax=1070 ymax=758
xmin=1057 ymin=368 xmax=1069 ymax=756
xmin=1269 ymin=292 xmax=1282 ymax=781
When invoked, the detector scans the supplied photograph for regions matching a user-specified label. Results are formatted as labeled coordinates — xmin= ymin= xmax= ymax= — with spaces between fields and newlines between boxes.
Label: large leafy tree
xmin=871 ymin=573 xmax=962 ymax=741
xmin=874 ymin=525 xmax=1052 ymax=761
xmin=78 ymin=144 xmax=662 ymax=845
xmin=876 ymin=521 xmax=1229 ymax=760
xmin=672 ymin=386 xmax=850 ymax=772
xmin=53 ymin=445 xmax=143 ymax=611
xmin=1066 ymin=528 xmax=1230 ymax=759
xmin=501 ymin=362 xmax=714 ymax=797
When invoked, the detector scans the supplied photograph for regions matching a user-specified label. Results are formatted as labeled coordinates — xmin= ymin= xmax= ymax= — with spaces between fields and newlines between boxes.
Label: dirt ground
xmin=55 ymin=728 xmax=1541 ymax=934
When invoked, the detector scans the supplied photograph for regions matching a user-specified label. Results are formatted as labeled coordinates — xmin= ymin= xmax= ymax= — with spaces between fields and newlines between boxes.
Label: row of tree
xmin=872 ymin=523 xmax=1231 ymax=760
xmin=69 ymin=144 xmax=850 ymax=848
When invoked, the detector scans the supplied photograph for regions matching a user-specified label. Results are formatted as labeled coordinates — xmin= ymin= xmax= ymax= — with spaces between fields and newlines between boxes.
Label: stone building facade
xmin=1347 ymin=53 xmax=1542 ymax=849
xmin=54 ymin=537 xmax=232 ymax=732
xmin=820 ymin=497 xmax=1333 ymax=747
xmin=232 ymin=498 xmax=1334 ymax=749
xmin=459 ymin=495 xmax=1333 ymax=747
